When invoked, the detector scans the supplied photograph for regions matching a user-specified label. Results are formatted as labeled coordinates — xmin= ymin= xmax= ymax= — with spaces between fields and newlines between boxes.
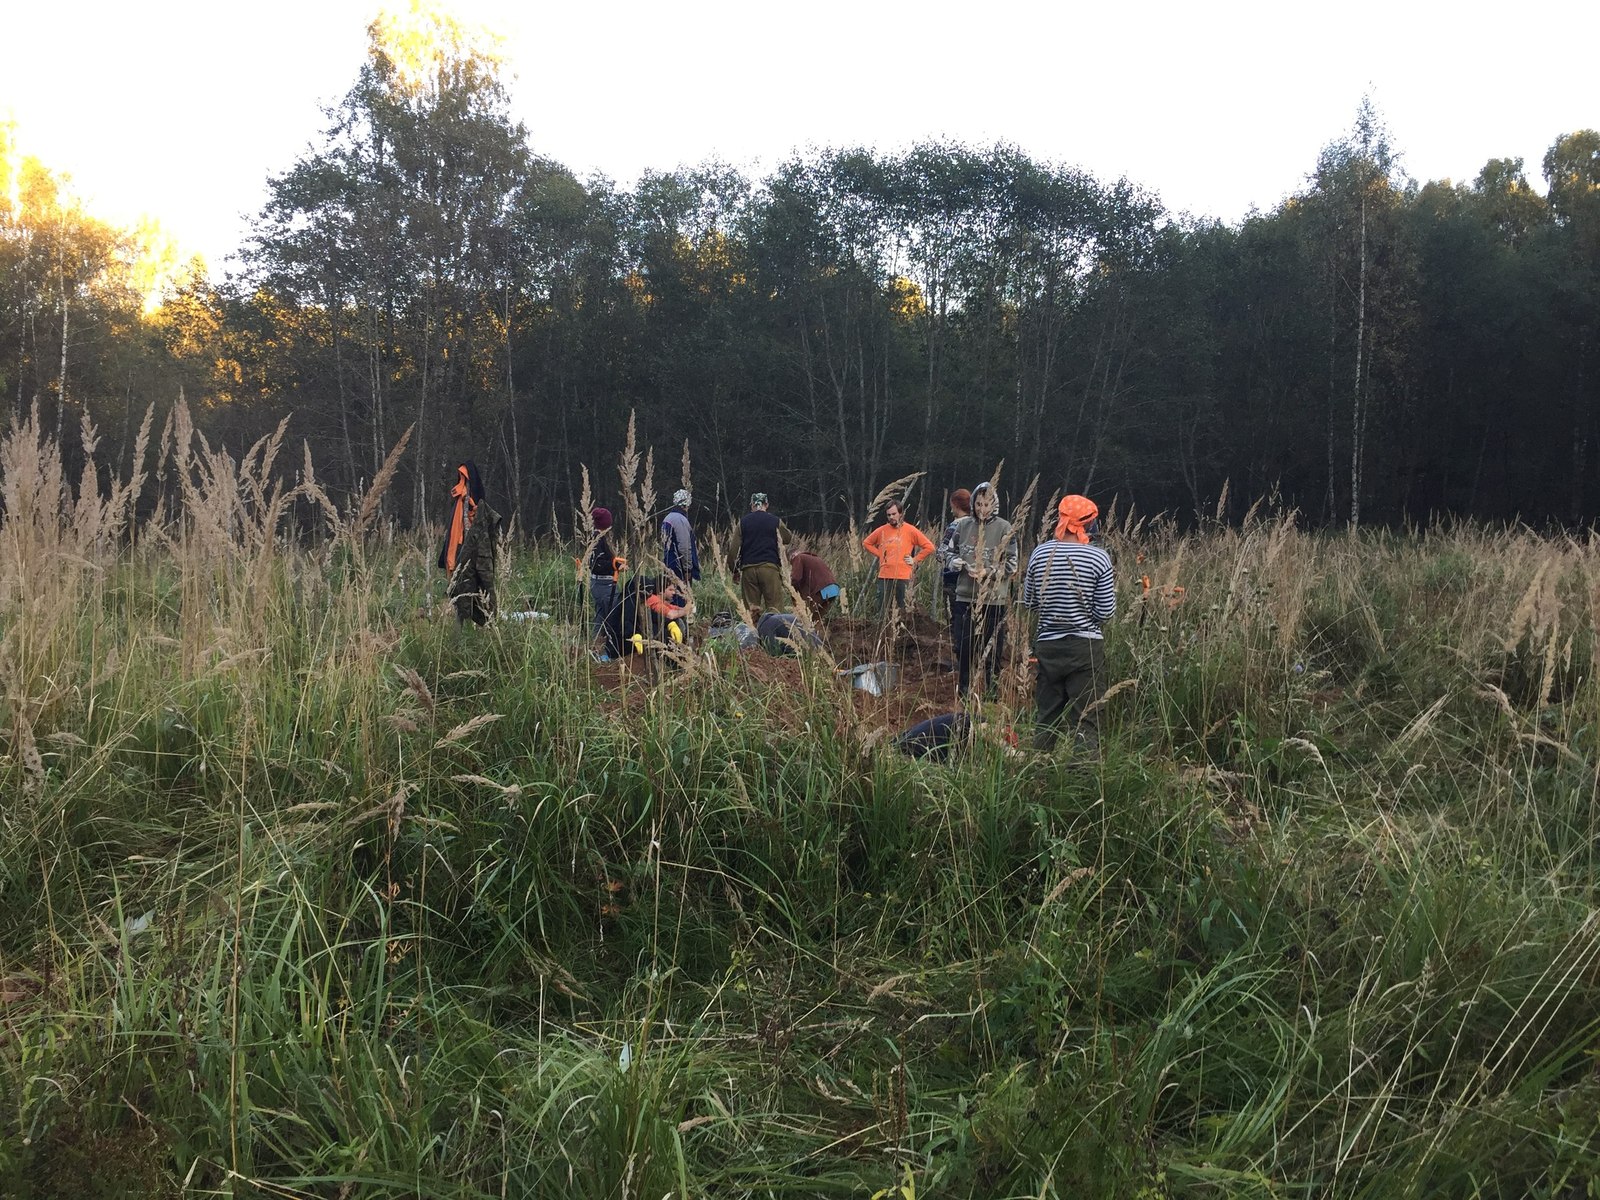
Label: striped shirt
xmin=1022 ymin=540 xmax=1116 ymax=640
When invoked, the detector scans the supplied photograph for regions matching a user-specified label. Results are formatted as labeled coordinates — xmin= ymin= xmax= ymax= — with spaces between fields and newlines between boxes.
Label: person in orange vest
xmin=862 ymin=501 xmax=935 ymax=619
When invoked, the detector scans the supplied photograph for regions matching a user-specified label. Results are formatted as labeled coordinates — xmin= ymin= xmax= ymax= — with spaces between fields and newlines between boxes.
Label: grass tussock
xmin=2 ymin=420 xmax=1600 ymax=1198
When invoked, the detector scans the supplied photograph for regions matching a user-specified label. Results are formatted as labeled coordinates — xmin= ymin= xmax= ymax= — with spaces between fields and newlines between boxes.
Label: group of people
xmin=862 ymin=483 xmax=1117 ymax=749
xmin=442 ymin=458 xmax=1117 ymax=753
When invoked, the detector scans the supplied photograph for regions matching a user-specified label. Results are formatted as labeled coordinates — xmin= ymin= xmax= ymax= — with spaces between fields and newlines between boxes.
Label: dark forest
xmin=4 ymin=24 xmax=1597 ymax=532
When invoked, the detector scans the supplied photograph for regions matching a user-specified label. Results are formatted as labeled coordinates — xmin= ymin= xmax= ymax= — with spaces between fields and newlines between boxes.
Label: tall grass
xmin=2 ymin=412 xmax=1598 ymax=1197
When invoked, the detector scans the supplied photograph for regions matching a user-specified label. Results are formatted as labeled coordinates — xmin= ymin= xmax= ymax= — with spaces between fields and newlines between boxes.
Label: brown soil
xmin=589 ymin=612 xmax=1032 ymax=738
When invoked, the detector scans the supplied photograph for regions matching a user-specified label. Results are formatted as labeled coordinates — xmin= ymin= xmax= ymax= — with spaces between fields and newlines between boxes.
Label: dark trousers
xmin=1033 ymin=635 xmax=1106 ymax=750
xmin=602 ymin=590 xmax=641 ymax=658
xmin=951 ymin=600 xmax=1006 ymax=697
xmin=589 ymin=577 xmax=619 ymax=646
xmin=451 ymin=575 xmax=494 ymax=626
xmin=877 ymin=577 xmax=907 ymax=618
xmin=453 ymin=593 xmax=492 ymax=627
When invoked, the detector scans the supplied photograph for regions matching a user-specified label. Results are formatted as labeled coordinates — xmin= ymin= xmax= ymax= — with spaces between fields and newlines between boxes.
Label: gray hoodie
xmin=943 ymin=514 xmax=1019 ymax=605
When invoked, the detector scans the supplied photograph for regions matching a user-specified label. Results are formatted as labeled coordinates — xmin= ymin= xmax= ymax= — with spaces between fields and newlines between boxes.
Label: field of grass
xmin=2 ymin=407 xmax=1599 ymax=1198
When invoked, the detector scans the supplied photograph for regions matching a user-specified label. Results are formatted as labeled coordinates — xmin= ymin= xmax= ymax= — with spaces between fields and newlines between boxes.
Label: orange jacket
xmin=863 ymin=521 xmax=935 ymax=580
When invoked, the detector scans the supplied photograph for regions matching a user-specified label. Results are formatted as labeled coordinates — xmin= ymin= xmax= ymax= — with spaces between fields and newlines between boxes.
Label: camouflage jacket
xmin=448 ymin=506 xmax=501 ymax=603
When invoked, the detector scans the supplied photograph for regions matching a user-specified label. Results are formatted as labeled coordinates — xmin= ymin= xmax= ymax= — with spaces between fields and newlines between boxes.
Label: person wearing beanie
xmin=726 ymin=492 xmax=787 ymax=618
xmin=1022 ymin=494 xmax=1115 ymax=750
xmin=937 ymin=487 xmax=972 ymax=622
xmin=439 ymin=460 xmax=501 ymax=626
xmin=586 ymin=506 xmax=626 ymax=656
xmin=862 ymin=500 xmax=935 ymax=619
xmin=941 ymin=481 xmax=1018 ymax=698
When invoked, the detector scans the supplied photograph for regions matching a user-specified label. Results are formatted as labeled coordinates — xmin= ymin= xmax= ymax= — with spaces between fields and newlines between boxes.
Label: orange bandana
xmin=1055 ymin=494 xmax=1098 ymax=543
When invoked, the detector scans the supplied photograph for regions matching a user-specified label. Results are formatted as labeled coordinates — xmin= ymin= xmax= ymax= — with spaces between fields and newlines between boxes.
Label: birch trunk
xmin=55 ymin=280 xmax=68 ymax=438
xmin=1349 ymin=182 xmax=1368 ymax=529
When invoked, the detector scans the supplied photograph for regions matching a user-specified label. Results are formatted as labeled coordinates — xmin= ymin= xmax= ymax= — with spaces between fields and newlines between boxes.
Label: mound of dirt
xmin=588 ymin=610 xmax=1030 ymax=738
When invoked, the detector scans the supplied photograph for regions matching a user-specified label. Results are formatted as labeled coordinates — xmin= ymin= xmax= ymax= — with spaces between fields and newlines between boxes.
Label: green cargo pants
xmin=1033 ymin=635 xmax=1105 ymax=751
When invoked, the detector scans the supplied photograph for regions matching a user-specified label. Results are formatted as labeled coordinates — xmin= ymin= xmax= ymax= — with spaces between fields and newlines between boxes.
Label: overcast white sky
xmin=5 ymin=0 xmax=1597 ymax=272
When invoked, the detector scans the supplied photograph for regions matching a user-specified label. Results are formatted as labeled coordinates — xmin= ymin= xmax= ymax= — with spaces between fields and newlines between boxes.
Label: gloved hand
xmin=949 ymin=557 xmax=966 ymax=573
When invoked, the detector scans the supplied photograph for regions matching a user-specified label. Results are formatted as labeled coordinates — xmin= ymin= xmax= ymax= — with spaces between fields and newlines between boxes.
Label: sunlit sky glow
xmin=6 ymin=0 xmax=1597 ymax=274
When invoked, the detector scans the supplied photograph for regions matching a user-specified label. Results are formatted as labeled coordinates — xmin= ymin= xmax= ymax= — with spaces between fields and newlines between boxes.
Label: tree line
xmin=3 ymin=14 xmax=1598 ymax=532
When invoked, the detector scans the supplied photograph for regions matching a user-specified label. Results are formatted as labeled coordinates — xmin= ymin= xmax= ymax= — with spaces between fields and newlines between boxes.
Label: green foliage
xmin=7 ymin=419 xmax=1600 ymax=1196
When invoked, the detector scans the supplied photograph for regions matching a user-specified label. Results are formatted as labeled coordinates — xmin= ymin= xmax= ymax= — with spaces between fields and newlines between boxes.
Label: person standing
xmin=1022 ymin=494 xmax=1115 ymax=750
xmin=789 ymin=548 xmax=841 ymax=620
xmin=862 ymin=501 xmax=935 ymax=619
xmin=661 ymin=488 xmax=700 ymax=607
xmin=938 ymin=488 xmax=972 ymax=623
xmin=727 ymin=492 xmax=786 ymax=617
xmin=586 ymin=506 xmax=625 ymax=656
xmin=439 ymin=460 xmax=501 ymax=626
xmin=943 ymin=481 xmax=1018 ymax=698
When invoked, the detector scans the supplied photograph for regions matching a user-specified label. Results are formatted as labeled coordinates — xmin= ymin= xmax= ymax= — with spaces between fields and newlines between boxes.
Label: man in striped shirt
xmin=1021 ymin=494 xmax=1116 ymax=750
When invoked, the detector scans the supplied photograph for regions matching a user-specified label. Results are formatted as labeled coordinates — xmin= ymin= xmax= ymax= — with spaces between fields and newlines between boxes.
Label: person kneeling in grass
xmin=1022 ymin=494 xmax=1115 ymax=750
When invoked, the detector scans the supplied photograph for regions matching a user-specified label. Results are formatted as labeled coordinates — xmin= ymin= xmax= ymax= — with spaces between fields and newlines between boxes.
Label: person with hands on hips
xmin=862 ymin=500 xmax=935 ymax=620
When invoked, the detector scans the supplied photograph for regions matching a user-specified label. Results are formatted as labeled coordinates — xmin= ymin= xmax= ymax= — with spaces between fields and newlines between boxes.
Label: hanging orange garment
xmin=441 ymin=466 xmax=472 ymax=571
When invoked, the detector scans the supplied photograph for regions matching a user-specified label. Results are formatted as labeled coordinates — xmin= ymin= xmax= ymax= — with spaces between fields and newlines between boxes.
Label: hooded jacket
xmin=943 ymin=513 xmax=1019 ymax=605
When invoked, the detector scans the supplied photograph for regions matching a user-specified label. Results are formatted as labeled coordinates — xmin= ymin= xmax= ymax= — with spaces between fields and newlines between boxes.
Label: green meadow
xmin=2 ymin=408 xmax=1598 ymax=1198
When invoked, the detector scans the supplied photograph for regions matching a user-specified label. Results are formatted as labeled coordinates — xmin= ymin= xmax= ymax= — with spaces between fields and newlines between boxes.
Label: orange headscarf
xmin=1055 ymin=494 xmax=1098 ymax=543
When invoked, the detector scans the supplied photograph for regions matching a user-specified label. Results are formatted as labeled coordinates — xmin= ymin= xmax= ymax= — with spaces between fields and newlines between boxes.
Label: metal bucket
xmin=841 ymin=661 xmax=900 ymax=696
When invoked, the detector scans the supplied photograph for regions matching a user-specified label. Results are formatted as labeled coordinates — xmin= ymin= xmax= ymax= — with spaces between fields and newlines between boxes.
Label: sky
xmin=5 ymin=0 xmax=1597 ymax=274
